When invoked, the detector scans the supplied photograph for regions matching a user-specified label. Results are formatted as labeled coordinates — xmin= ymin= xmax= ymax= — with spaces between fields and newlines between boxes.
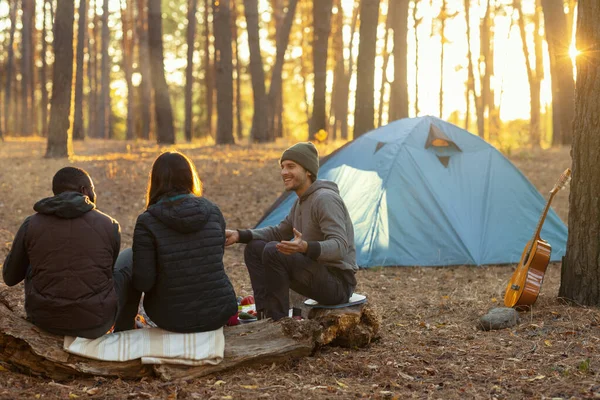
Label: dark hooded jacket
xmin=2 ymin=192 xmax=120 ymax=338
xmin=132 ymin=194 xmax=237 ymax=333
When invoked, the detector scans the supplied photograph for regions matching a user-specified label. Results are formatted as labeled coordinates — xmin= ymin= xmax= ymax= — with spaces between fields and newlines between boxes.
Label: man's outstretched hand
xmin=225 ymin=229 xmax=239 ymax=246
xmin=276 ymin=228 xmax=308 ymax=255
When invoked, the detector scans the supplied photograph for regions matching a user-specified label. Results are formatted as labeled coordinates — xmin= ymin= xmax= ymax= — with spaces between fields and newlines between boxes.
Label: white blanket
xmin=63 ymin=327 xmax=224 ymax=366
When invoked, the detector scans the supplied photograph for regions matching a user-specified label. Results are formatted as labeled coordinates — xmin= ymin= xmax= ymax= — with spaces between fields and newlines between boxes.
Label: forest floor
xmin=1 ymin=137 xmax=598 ymax=400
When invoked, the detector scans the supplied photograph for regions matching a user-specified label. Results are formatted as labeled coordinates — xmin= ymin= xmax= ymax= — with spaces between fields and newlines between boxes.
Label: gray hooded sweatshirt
xmin=247 ymin=180 xmax=358 ymax=272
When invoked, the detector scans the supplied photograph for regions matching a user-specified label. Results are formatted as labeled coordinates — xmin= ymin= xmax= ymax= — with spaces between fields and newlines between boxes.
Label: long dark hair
xmin=146 ymin=151 xmax=202 ymax=208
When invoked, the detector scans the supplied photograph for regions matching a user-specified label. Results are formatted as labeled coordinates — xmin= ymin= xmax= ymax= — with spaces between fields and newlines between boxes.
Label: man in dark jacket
xmin=225 ymin=142 xmax=358 ymax=320
xmin=2 ymin=167 xmax=132 ymax=338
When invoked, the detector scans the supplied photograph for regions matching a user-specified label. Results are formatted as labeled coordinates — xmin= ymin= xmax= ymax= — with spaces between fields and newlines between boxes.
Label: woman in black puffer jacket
xmin=123 ymin=151 xmax=238 ymax=332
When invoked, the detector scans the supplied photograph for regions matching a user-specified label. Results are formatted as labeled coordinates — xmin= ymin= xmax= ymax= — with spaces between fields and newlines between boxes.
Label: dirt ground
xmin=1 ymin=138 xmax=598 ymax=400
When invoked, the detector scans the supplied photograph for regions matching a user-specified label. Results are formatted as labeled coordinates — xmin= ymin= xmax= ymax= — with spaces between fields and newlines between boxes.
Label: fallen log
xmin=0 ymin=285 xmax=380 ymax=381
xmin=155 ymin=318 xmax=321 ymax=380
xmin=0 ymin=299 xmax=154 ymax=380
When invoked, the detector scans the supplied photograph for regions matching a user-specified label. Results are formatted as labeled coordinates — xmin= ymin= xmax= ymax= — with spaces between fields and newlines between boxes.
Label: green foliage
xmin=578 ymin=358 xmax=591 ymax=373
xmin=491 ymin=118 xmax=536 ymax=155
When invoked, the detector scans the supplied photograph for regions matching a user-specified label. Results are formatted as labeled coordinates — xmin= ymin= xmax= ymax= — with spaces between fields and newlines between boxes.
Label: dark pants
xmin=112 ymin=248 xmax=143 ymax=332
xmin=244 ymin=240 xmax=354 ymax=321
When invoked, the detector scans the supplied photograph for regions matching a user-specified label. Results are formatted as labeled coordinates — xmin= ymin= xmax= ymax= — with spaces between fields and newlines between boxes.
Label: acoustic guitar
xmin=504 ymin=168 xmax=571 ymax=309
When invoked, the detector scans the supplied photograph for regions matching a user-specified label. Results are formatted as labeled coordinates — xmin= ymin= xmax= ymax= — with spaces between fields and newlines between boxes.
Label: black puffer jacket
xmin=132 ymin=194 xmax=237 ymax=333
xmin=2 ymin=192 xmax=120 ymax=338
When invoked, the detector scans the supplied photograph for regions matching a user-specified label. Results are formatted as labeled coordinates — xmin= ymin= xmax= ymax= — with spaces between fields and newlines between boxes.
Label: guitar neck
xmin=530 ymin=190 xmax=557 ymax=244
xmin=520 ymin=168 xmax=570 ymax=263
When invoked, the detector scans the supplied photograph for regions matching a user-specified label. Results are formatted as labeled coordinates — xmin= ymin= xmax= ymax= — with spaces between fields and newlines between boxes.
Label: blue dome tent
xmin=256 ymin=116 xmax=568 ymax=267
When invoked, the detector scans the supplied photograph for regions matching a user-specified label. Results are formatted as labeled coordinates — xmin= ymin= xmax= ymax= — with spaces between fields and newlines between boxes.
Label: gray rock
xmin=477 ymin=307 xmax=519 ymax=331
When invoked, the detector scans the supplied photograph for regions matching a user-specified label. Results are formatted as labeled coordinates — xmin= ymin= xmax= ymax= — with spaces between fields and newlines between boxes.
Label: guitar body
xmin=504 ymin=239 xmax=552 ymax=309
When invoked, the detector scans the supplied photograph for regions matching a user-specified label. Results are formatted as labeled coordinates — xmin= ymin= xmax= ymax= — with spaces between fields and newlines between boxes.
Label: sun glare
xmin=569 ymin=44 xmax=580 ymax=61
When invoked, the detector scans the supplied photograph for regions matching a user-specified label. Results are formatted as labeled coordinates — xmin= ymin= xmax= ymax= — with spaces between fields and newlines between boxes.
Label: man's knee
xmin=244 ymin=239 xmax=267 ymax=262
xmin=262 ymin=242 xmax=293 ymax=271
xmin=244 ymin=240 xmax=266 ymax=257
xmin=262 ymin=241 xmax=280 ymax=261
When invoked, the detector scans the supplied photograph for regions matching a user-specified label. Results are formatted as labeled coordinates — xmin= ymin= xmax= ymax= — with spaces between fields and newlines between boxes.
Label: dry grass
xmin=1 ymin=138 xmax=598 ymax=400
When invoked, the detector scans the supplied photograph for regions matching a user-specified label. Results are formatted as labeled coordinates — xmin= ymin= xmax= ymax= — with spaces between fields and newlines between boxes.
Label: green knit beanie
xmin=280 ymin=142 xmax=319 ymax=178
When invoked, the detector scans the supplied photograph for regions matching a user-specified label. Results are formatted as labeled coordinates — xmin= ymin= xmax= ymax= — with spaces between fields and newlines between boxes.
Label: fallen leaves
xmin=335 ymin=379 xmax=348 ymax=389
xmin=526 ymin=375 xmax=546 ymax=381
xmin=127 ymin=392 xmax=152 ymax=398
xmin=85 ymin=387 xmax=99 ymax=395
xmin=239 ymin=385 xmax=258 ymax=390
xmin=397 ymin=372 xmax=415 ymax=381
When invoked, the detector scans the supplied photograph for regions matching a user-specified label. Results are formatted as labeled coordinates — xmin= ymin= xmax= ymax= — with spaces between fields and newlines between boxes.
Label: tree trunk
xmin=185 ymin=0 xmax=199 ymax=142
xmin=487 ymin=18 xmax=500 ymax=142
xmin=329 ymin=0 xmax=345 ymax=140
xmin=299 ymin=32 xmax=311 ymax=137
xmin=148 ymin=0 xmax=176 ymax=144
xmin=464 ymin=0 xmax=481 ymax=134
xmin=353 ymin=0 xmax=380 ymax=138
xmin=3 ymin=0 xmax=17 ymax=134
xmin=267 ymin=0 xmax=298 ymax=141
xmin=532 ymin=0 xmax=544 ymax=144
xmin=566 ymin=0 xmax=576 ymax=44
xmin=514 ymin=0 xmax=541 ymax=147
xmin=477 ymin=0 xmax=492 ymax=139
xmin=243 ymin=0 xmax=268 ymax=142
xmin=213 ymin=0 xmax=235 ymax=144
xmin=232 ymin=0 xmax=243 ymax=141
xmin=86 ymin=12 xmax=94 ymax=139
xmin=0 ymin=285 xmax=379 ymax=381
xmin=136 ymin=0 xmax=152 ymax=140
xmin=40 ymin=0 xmax=50 ymax=137
xmin=271 ymin=0 xmax=284 ymax=42
xmin=120 ymin=0 xmax=135 ymax=140
xmin=377 ymin=8 xmax=392 ymax=127
xmin=559 ymin=0 xmax=600 ymax=305
xmin=45 ymin=0 xmax=74 ymax=158
xmin=88 ymin=0 xmax=98 ymax=139
xmin=0 ymin=52 xmax=2 ymax=139
xmin=542 ymin=0 xmax=575 ymax=146
xmin=413 ymin=0 xmax=421 ymax=116
xmin=48 ymin=0 xmax=54 ymax=27
xmin=0 ymin=59 xmax=3 ymax=139
xmin=275 ymin=2 xmax=285 ymax=139
xmin=73 ymin=0 xmax=87 ymax=141
xmin=340 ymin=0 xmax=359 ymax=140
xmin=438 ymin=0 xmax=447 ymax=118
xmin=0 ymin=2 xmax=3 ymax=138
xmin=310 ymin=0 xmax=333 ymax=140
xmin=30 ymin=1 xmax=36 ymax=134
xmin=20 ymin=0 xmax=35 ymax=135
xmin=98 ymin=0 xmax=110 ymax=139
xmin=388 ymin=0 xmax=410 ymax=122
xmin=204 ymin=0 xmax=215 ymax=139
xmin=276 ymin=89 xmax=284 ymax=138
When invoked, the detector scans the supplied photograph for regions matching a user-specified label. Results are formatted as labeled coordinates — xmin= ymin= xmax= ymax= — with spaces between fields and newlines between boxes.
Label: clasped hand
xmin=225 ymin=229 xmax=239 ymax=246
xmin=276 ymin=228 xmax=308 ymax=255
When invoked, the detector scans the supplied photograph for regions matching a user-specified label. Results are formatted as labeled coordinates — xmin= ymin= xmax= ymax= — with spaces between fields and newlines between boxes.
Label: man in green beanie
xmin=225 ymin=142 xmax=358 ymax=321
